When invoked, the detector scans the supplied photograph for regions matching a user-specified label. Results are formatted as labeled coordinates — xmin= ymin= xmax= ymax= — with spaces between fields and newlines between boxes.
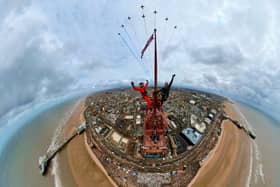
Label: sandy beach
xmin=63 ymin=99 xmax=252 ymax=187
xmin=189 ymin=101 xmax=252 ymax=187
xmin=64 ymin=100 xmax=113 ymax=187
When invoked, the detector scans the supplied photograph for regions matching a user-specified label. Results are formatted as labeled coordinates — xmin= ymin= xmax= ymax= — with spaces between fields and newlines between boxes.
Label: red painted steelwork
xmin=141 ymin=29 xmax=169 ymax=157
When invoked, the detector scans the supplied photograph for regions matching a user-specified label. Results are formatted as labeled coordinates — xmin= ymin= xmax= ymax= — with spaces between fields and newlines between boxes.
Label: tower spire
xmin=153 ymin=29 xmax=158 ymax=111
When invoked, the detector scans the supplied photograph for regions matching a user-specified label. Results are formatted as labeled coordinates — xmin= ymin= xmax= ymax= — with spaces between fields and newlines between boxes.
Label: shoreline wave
xmin=47 ymin=100 xmax=81 ymax=187
xmin=233 ymin=102 xmax=266 ymax=186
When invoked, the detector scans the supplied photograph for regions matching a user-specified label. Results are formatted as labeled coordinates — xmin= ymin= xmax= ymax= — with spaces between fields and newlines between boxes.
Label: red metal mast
xmin=154 ymin=29 xmax=157 ymax=97
xmin=153 ymin=29 xmax=158 ymax=111
xmin=142 ymin=28 xmax=168 ymax=157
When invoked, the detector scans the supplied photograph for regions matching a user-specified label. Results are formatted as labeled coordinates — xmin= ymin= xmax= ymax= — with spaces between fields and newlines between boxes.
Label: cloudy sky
xmin=0 ymin=0 xmax=280 ymax=121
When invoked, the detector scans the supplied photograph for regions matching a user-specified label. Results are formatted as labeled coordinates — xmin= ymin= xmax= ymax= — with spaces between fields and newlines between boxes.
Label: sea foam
xmin=48 ymin=100 xmax=81 ymax=187
xmin=233 ymin=103 xmax=266 ymax=186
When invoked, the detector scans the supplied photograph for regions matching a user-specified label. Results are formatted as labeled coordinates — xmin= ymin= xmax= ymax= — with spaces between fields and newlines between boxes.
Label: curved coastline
xmin=189 ymin=101 xmax=252 ymax=187
xmin=64 ymin=100 xmax=113 ymax=187
xmin=64 ymin=99 xmax=252 ymax=187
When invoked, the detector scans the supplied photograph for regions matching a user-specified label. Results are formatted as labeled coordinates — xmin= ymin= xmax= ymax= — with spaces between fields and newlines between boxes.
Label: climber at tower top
xmin=131 ymin=80 xmax=152 ymax=109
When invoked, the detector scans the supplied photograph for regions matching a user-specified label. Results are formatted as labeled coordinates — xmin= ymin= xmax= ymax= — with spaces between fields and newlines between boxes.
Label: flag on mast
xmin=141 ymin=32 xmax=154 ymax=59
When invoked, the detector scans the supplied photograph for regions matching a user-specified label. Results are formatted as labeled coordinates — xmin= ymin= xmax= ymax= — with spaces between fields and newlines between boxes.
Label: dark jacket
xmin=158 ymin=76 xmax=175 ymax=101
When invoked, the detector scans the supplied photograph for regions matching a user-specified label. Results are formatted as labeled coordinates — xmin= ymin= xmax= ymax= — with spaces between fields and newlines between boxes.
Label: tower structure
xmin=141 ymin=29 xmax=169 ymax=157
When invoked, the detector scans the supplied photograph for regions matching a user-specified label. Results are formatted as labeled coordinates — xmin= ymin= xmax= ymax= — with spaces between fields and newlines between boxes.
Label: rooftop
xmin=181 ymin=128 xmax=202 ymax=145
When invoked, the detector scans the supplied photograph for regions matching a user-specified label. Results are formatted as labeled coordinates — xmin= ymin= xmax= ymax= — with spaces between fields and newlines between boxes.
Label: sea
xmin=0 ymin=96 xmax=279 ymax=187
xmin=0 ymin=99 xmax=78 ymax=187
xmin=236 ymin=102 xmax=280 ymax=187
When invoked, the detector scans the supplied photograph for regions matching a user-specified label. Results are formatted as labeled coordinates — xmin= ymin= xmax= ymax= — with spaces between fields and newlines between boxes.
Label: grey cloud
xmin=161 ymin=44 xmax=181 ymax=62
xmin=0 ymin=0 xmax=280 ymax=122
xmin=203 ymin=74 xmax=218 ymax=84
xmin=190 ymin=45 xmax=244 ymax=66
xmin=0 ymin=33 xmax=74 ymax=117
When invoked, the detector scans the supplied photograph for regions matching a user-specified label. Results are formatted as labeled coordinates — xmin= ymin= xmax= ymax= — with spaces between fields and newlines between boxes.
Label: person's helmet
xmin=164 ymin=82 xmax=169 ymax=88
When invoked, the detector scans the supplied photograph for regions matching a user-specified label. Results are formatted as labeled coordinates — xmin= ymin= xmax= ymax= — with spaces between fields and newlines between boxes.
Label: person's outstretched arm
xmin=144 ymin=80 xmax=149 ymax=90
xmin=131 ymin=82 xmax=141 ymax=91
xmin=168 ymin=74 xmax=176 ymax=88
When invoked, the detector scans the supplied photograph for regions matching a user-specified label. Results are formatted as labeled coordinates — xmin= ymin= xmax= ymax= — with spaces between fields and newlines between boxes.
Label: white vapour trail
xmin=1 ymin=0 xmax=280 ymax=122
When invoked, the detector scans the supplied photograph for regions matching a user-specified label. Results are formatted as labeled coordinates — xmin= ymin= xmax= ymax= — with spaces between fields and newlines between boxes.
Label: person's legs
xmin=143 ymin=95 xmax=152 ymax=109
xmin=161 ymin=94 xmax=167 ymax=105
xmin=161 ymin=97 xmax=165 ymax=105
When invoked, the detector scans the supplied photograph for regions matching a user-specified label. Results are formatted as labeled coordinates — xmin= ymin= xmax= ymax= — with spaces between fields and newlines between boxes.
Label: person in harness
xmin=157 ymin=74 xmax=176 ymax=104
xmin=131 ymin=80 xmax=152 ymax=109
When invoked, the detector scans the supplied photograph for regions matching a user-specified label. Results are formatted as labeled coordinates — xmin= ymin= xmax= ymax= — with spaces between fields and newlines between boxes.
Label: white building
xmin=208 ymin=113 xmax=214 ymax=119
xmin=136 ymin=115 xmax=142 ymax=125
xmin=210 ymin=109 xmax=217 ymax=114
xmin=204 ymin=117 xmax=212 ymax=125
xmin=190 ymin=114 xmax=198 ymax=126
xmin=124 ymin=115 xmax=134 ymax=120
xmin=168 ymin=120 xmax=177 ymax=129
xmin=193 ymin=122 xmax=206 ymax=133
xmin=189 ymin=100 xmax=196 ymax=105
xmin=95 ymin=126 xmax=102 ymax=134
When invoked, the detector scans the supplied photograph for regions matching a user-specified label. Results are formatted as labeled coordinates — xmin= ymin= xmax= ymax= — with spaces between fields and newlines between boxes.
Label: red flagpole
xmin=153 ymin=29 xmax=158 ymax=110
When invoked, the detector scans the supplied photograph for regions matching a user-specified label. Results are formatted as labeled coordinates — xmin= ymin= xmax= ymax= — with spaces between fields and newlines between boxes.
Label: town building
xmin=181 ymin=128 xmax=202 ymax=145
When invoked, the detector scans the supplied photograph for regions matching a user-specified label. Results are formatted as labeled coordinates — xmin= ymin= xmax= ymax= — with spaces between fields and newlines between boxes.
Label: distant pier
xmin=39 ymin=122 xmax=86 ymax=175
xmin=222 ymin=114 xmax=256 ymax=140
